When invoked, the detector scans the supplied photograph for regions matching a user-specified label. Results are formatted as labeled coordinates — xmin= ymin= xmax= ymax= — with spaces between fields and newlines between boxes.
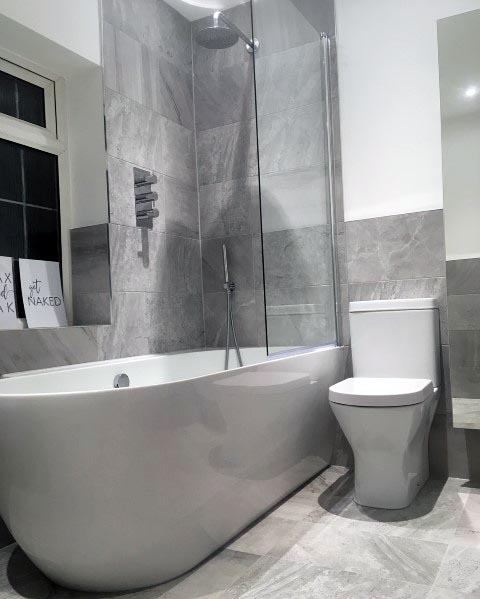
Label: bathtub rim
xmin=0 ymin=344 xmax=343 ymax=399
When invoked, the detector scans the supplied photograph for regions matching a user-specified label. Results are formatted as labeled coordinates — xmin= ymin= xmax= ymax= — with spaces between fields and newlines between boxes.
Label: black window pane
xmin=0 ymin=139 xmax=22 ymax=202
xmin=17 ymin=78 xmax=46 ymax=128
xmin=26 ymin=207 xmax=60 ymax=261
xmin=0 ymin=200 xmax=25 ymax=257
xmin=0 ymin=71 xmax=16 ymax=119
xmin=23 ymin=146 xmax=59 ymax=209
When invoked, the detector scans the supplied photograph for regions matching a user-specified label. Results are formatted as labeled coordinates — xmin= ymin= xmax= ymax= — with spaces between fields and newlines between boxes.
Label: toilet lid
xmin=329 ymin=377 xmax=434 ymax=407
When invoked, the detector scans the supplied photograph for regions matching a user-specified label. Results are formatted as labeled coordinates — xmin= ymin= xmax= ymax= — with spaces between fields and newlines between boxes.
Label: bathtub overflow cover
xmin=114 ymin=373 xmax=130 ymax=388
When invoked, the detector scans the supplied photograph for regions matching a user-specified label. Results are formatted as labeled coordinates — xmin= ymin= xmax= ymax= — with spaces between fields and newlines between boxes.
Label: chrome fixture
xmin=222 ymin=244 xmax=243 ymax=370
xmin=134 ymin=167 xmax=160 ymax=229
xmin=113 ymin=373 xmax=130 ymax=388
xmin=196 ymin=11 xmax=259 ymax=53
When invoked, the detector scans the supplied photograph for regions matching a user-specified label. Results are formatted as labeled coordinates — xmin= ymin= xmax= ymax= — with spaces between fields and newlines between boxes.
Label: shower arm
xmin=214 ymin=11 xmax=258 ymax=51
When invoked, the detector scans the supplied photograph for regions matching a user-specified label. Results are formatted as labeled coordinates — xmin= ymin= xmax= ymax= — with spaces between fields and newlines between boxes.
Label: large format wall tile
xmin=110 ymin=224 xmax=168 ymax=293
xmin=204 ymin=289 xmax=262 ymax=348
xmin=447 ymin=258 xmax=480 ymax=295
xmin=103 ymin=0 xmax=192 ymax=72
xmin=448 ymin=294 xmax=480 ymax=331
xmin=202 ymin=235 xmax=254 ymax=294
xmin=258 ymin=103 xmax=325 ymax=175
xmin=252 ymin=0 xmax=319 ymax=56
xmin=0 ymin=327 xmax=99 ymax=375
xmin=105 ymin=89 xmax=163 ymax=172
xmin=199 ymin=177 xmax=260 ymax=239
xmin=346 ymin=210 xmax=446 ymax=283
xmin=197 ymin=120 xmax=258 ymax=185
xmin=263 ymin=226 xmax=333 ymax=289
xmin=193 ymin=60 xmax=254 ymax=131
xmin=164 ymin=177 xmax=199 ymax=238
xmin=260 ymin=167 xmax=328 ymax=233
xmin=161 ymin=118 xmax=196 ymax=186
xmin=255 ymin=42 xmax=322 ymax=116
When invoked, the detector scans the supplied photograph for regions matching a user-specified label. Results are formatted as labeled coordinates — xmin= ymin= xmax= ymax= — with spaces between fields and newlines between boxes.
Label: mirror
xmin=438 ymin=9 xmax=480 ymax=427
xmin=0 ymin=9 xmax=111 ymax=330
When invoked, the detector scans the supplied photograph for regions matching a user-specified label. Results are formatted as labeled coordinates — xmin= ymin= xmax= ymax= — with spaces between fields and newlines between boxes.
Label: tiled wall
xmin=333 ymin=208 xmax=480 ymax=479
xmin=101 ymin=0 xmax=205 ymax=358
xmin=193 ymin=4 xmax=265 ymax=349
xmin=256 ymin=1 xmax=335 ymax=349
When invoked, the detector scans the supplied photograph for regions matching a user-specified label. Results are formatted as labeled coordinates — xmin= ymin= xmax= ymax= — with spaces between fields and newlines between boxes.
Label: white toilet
xmin=329 ymin=298 xmax=440 ymax=509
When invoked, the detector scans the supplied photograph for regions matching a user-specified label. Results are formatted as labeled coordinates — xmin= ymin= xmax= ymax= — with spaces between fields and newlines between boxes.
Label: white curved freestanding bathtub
xmin=0 ymin=345 xmax=346 ymax=591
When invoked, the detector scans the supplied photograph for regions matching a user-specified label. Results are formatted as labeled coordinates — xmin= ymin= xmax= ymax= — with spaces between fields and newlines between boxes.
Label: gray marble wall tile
xmin=142 ymin=45 xmax=194 ymax=129
xmin=265 ymin=284 xmax=334 ymax=312
xmin=105 ymin=89 xmax=163 ymax=172
xmin=103 ymin=0 xmax=192 ymax=72
xmin=166 ymin=235 xmax=202 ymax=295
xmin=113 ymin=28 xmax=145 ymax=105
xmin=267 ymin=313 xmax=336 ymax=348
xmin=448 ymin=294 xmax=480 ymax=331
xmin=109 ymin=224 xmax=168 ymax=292
xmin=73 ymin=293 xmax=111 ymax=326
xmin=161 ymin=118 xmax=196 ymax=186
xmin=0 ymin=327 xmax=99 ymax=375
xmin=193 ymin=60 xmax=254 ymax=131
xmin=291 ymin=0 xmax=336 ymax=38
xmin=199 ymin=177 xmax=260 ymax=239
xmin=252 ymin=0 xmax=319 ymax=57
xmin=449 ymin=331 xmax=480 ymax=400
xmin=102 ymin=21 xmax=117 ymax=91
xmin=447 ymin=258 xmax=480 ymax=295
xmin=107 ymin=155 xmax=137 ymax=228
xmin=71 ymin=224 xmax=111 ymax=295
xmin=97 ymin=292 xmax=150 ymax=359
xmin=429 ymin=412 xmax=480 ymax=479
xmin=260 ymin=167 xmax=328 ymax=233
xmin=197 ymin=119 xmax=258 ymax=185
xmin=204 ymin=289 xmax=260 ymax=348
xmin=263 ymin=226 xmax=333 ymax=289
xmin=255 ymin=41 xmax=322 ymax=116
xmin=258 ymin=103 xmax=325 ymax=175
xmin=202 ymin=235 xmax=254 ymax=293
xmin=152 ymin=293 xmax=205 ymax=352
xmin=346 ymin=210 xmax=446 ymax=283
xmin=164 ymin=177 xmax=199 ymax=238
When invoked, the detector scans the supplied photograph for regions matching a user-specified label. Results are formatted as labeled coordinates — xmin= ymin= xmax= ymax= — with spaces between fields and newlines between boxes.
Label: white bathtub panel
xmin=0 ymin=346 xmax=346 ymax=591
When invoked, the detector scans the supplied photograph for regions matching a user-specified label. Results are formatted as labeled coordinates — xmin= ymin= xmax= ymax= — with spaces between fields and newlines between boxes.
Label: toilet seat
xmin=329 ymin=377 xmax=434 ymax=407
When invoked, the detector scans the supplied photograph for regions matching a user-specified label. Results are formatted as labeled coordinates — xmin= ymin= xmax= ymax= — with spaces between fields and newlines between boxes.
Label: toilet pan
xmin=329 ymin=377 xmax=438 ymax=509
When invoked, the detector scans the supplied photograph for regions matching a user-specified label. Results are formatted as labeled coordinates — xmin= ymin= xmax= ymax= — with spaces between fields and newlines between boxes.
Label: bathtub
xmin=0 ymin=345 xmax=347 ymax=591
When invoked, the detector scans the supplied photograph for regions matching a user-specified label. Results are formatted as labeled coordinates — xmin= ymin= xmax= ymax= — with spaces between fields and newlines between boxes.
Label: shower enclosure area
xmin=102 ymin=0 xmax=341 ymax=362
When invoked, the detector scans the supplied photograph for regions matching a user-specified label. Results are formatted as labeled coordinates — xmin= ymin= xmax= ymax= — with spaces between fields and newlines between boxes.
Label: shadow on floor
xmin=318 ymin=471 xmax=449 ymax=523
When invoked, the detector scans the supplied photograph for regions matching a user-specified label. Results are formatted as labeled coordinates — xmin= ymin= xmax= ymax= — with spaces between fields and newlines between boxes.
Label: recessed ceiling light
xmin=465 ymin=86 xmax=478 ymax=98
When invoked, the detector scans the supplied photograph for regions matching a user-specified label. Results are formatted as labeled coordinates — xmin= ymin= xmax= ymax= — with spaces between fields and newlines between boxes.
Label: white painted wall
xmin=0 ymin=0 xmax=101 ymax=65
xmin=442 ymin=112 xmax=480 ymax=260
xmin=335 ymin=0 xmax=480 ymax=221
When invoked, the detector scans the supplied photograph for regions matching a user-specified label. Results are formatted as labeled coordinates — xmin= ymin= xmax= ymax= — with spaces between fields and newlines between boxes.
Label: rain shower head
xmin=196 ymin=22 xmax=239 ymax=50
xmin=195 ymin=11 xmax=259 ymax=52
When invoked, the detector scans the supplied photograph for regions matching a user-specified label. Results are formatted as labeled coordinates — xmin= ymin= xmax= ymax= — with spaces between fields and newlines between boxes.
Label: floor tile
xmin=163 ymin=549 xmax=260 ymax=599
xmin=228 ymin=516 xmax=307 ymax=556
xmin=279 ymin=524 xmax=447 ymax=585
xmin=225 ymin=554 xmax=430 ymax=598
xmin=434 ymin=543 xmax=480 ymax=594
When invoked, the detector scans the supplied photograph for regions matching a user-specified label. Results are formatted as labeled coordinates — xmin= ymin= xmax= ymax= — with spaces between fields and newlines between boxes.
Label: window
xmin=0 ymin=58 xmax=63 ymax=318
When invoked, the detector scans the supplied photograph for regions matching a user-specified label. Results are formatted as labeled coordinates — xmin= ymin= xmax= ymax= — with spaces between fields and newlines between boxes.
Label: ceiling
xmin=163 ymin=0 xmax=249 ymax=21
xmin=438 ymin=9 xmax=480 ymax=120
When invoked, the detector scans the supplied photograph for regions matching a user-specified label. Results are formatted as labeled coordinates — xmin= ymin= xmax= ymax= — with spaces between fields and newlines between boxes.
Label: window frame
xmin=0 ymin=53 xmax=73 ymax=323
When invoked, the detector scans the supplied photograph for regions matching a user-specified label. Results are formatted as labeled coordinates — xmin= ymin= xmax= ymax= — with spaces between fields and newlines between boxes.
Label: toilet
xmin=329 ymin=298 xmax=440 ymax=509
